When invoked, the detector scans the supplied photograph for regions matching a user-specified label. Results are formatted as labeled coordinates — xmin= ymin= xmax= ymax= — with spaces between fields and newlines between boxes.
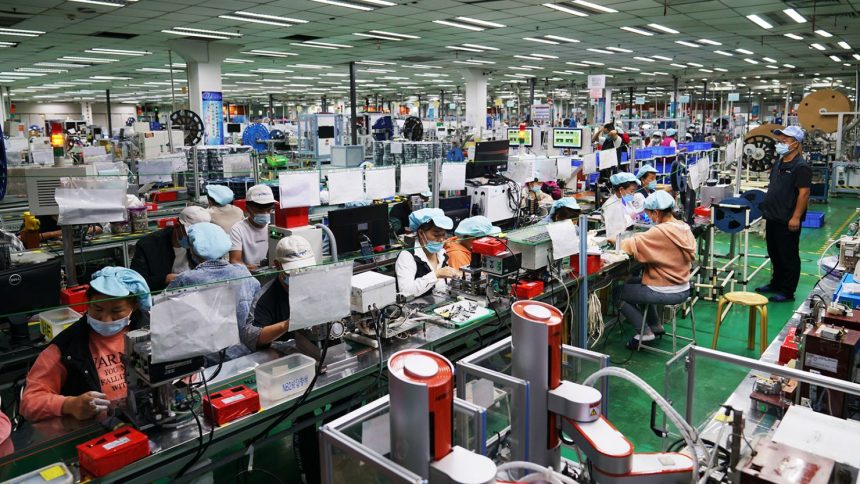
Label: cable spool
xmin=402 ymin=116 xmax=424 ymax=141
xmin=740 ymin=189 xmax=766 ymax=221
xmin=741 ymin=123 xmax=781 ymax=172
xmin=670 ymin=159 xmax=687 ymax=194
xmin=798 ymin=89 xmax=852 ymax=134
xmin=241 ymin=123 xmax=270 ymax=152
xmin=713 ymin=197 xmax=752 ymax=234
xmin=170 ymin=109 xmax=205 ymax=145
xmin=269 ymin=129 xmax=288 ymax=150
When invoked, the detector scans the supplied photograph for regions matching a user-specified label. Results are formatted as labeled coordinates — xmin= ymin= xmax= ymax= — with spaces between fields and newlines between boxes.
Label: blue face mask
xmin=531 ymin=185 xmax=542 ymax=193
xmin=621 ymin=194 xmax=634 ymax=204
xmin=178 ymin=235 xmax=189 ymax=249
xmin=87 ymin=314 xmax=130 ymax=337
xmin=775 ymin=142 xmax=791 ymax=155
xmin=252 ymin=213 xmax=270 ymax=226
xmin=280 ymin=273 xmax=290 ymax=285
xmin=424 ymin=240 xmax=444 ymax=254
xmin=648 ymin=181 xmax=657 ymax=190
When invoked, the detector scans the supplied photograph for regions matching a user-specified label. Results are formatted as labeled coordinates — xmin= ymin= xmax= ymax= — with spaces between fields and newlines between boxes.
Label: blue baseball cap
xmin=90 ymin=267 xmax=152 ymax=310
xmin=610 ymin=172 xmax=641 ymax=186
xmin=409 ymin=208 xmax=453 ymax=231
xmin=644 ymin=190 xmax=675 ymax=210
xmin=455 ymin=216 xmax=501 ymax=237
xmin=206 ymin=185 xmax=234 ymax=206
xmin=772 ymin=125 xmax=804 ymax=142
xmin=636 ymin=164 xmax=658 ymax=178
xmin=188 ymin=222 xmax=232 ymax=261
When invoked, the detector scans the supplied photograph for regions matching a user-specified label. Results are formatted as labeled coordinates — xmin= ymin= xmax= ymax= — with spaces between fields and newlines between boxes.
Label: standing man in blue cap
xmin=758 ymin=126 xmax=811 ymax=302
xmin=206 ymin=185 xmax=244 ymax=235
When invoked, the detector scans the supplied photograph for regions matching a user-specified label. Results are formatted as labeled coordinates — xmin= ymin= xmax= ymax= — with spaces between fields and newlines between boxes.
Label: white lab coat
xmin=602 ymin=194 xmax=636 ymax=240
xmin=395 ymin=241 xmax=448 ymax=298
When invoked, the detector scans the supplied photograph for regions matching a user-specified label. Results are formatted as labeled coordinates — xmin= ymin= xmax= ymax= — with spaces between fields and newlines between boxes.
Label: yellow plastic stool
xmin=712 ymin=292 xmax=769 ymax=354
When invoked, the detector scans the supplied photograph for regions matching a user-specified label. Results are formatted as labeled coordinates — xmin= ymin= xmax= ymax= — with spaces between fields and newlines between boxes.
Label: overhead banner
xmin=587 ymin=75 xmax=606 ymax=89
xmin=201 ymin=91 xmax=223 ymax=146
xmin=727 ymin=93 xmax=740 ymax=102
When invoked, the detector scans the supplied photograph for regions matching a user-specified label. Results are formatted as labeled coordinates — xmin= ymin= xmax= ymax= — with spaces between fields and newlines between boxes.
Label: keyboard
xmin=523 ymin=232 xmax=551 ymax=244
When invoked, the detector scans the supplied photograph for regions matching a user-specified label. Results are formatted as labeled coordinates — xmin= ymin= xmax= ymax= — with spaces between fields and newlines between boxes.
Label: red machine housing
xmin=60 ymin=284 xmax=89 ymax=313
xmin=76 ymin=427 xmax=150 ymax=478
xmin=511 ymin=280 xmax=545 ymax=300
xmin=203 ymin=385 xmax=261 ymax=426
xmin=471 ymin=237 xmax=507 ymax=257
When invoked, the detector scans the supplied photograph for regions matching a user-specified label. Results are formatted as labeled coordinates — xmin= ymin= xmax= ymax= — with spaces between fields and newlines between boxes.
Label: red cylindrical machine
xmin=511 ymin=300 xmax=563 ymax=468
xmin=387 ymin=349 xmax=455 ymax=479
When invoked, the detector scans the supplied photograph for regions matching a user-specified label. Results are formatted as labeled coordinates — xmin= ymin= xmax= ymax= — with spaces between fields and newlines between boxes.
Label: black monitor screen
xmin=439 ymin=196 xmax=471 ymax=226
xmin=1 ymin=259 xmax=62 ymax=318
xmin=318 ymin=126 xmax=335 ymax=139
xmin=467 ymin=140 xmax=509 ymax=179
xmin=327 ymin=204 xmax=390 ymax=254
xmin=227 ymin=123 xmax=241 ymax=133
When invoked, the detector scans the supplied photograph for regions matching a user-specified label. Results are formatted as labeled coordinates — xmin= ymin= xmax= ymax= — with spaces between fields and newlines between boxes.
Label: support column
xmin=321 ymin=95 xmax=328 ymax=113
xmin=269 ymin=94 xmax=275 ymax=124
xmin=463 ymin=68 xmax=488 ymax=132
xmin=628 ymin=86 xmax=633 ymax=121
xmin=0 ymin=86 xmax=6 ymax=124
xmin=349 ymin=61 xmax=358 ymax=146
xmin=603 ymin=88 xmax=613 ymax=124
xmin=440 ymin=90 xmax=445 ymax=120
xmin=702 ymin=81 xmax=709 ymax=124
xmin=105 ymin=89 xmax=112 ymax=135
xmin=529 ymin=77 xmax=536 ymax=117
xmin=672 ymin=76 xmax=679 ymax=119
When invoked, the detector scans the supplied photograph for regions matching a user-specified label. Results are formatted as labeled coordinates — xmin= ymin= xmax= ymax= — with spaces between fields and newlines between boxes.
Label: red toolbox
xmin=511 ymin=280 xmax=544 ymax=299
xmin=274 ymin=204 xmax=309 ymax=228
xmin=571 ymin=250 xmax=602 ymax=276
xmin=144 ymin=202 xmax=158 ymax=212
xmin=778 ymin=331 xmax=799 ymax=365
xmin=471 ymin=237 xmax=507 ymax=257
xmin=203 ymin=385 xmax=260 ymax=426
xmin=157 ymin=217 xmax=179 ymax=229
xmin=76 ymin=427 xmax=150 ymax=478
xmin=150 ymin=190 xmax=178 ymax=203
xmin=60 ymin=284 xmax=89 ymax=313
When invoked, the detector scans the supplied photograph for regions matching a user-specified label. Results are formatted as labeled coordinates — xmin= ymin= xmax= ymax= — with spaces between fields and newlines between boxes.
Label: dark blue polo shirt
xmin=761 ymin=154 xmax=812 ymax=224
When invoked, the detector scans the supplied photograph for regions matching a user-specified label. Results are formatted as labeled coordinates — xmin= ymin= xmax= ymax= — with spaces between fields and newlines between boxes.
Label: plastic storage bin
xmin=635 ymin=148 xmax=652 ymax=160
xmin=834 ymin=274 xmax=860 ymax=309
xmin=39 ymin=307 xmax=82 ymax=340
xmin=651 ymin=146 xmax=676 ymax=156
xmin=255 ymin=353 xmax=316 ymax=407
xmin=3 ymin=463 xmax=74 ymax=484
xmin=802 ymin=211 xmax=825 ymax=228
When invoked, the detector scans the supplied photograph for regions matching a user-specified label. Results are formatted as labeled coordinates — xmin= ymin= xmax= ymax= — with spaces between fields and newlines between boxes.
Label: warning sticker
xmin=103 ymin=436 xmax=130 ymax=451
xmin=590 ymin=409 xmax=598 ymax=417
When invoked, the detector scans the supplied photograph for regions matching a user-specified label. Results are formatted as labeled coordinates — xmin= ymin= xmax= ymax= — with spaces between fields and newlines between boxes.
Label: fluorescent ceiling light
xmin=355 ymin=32 xmax=403 ymax=40
xmin=633 ymin=56 xmax=655 ymax=62
xmin=687 ymin=62 xmax=703 ymax=67
xmin=358 ymin=60 xmax=395 ymax=65
xmin=783 ymin=64 xmax=796 ymax=68
xmin=837 ymin=41 xmax=851 ymax=50
xmin=713 ymin=50 xmax=733 ymax=56
xmin=744 ymin=58 xmax=759 ymax=64
xmin=713 ymin=67 xmax=727 ymax=72
xmin=514 ymin=55 xmax=542 ymax=60
xmin=304 ymin=40 xmax=352 ymax=48
xmin=311 ymin=0 xmax=373 ymax=11
xmin=523 ymin=37 xmax=559 ymax=44
xmin=765 ymin=65 xmax=778 ymax=69
xmin=581 ymin=61 xmax=604 ymax=66
xmin=543 ymin=3 xmax=588 ymax=17
xmin=587 ymin=48 xmax=614 ymax=54
xmin=699 ymin=68 xmax=713 ymax=72
xmin=369 ymin=30 xmax=418 ymax=39
xmin=565 ymin=61 xmax=588 ymax=66
xmin=621 ymin=26 xmax=653 ymax=36
xmin=462 ymin=43 xmax=498 ymax=50
xmin=810 ymin=43 xmax=826 ymax=51
xmin=219 ymin=14 xmax=293 ymax=26
xmin=652 ymin=55 xmax=672 ymax=61
xmin=648 ymin=23 xmax=679 ymax=34
xmin=670 ymin=63 xmax=686 ymax=67
xmin=531 ymin=53 xmax=559 ymax=59
xmin=432 ymin=20 xmax=483 ymax=31
xmin=69 ymin=0 xmax=124 ymax=6
xmin=0 ymin=28 xmax=45 ymax=37
xmin=0 ymin=72 xmax=40 ymax=77
xmin=544 ymin=35 xmax=579 ymax=43
xmin=291 ymin=64 xmax=331 ymax=69
xmin=571 ymin=0 xmax=617 ymax=13
xmin=446 ymin=45 xmax=483 ymax=52
xmin=621 ymin=66 xmax=640 ymax=71
xmin=234 ymin=11 xmax=308 ymax=23
xmin=455 ymin=16 xmax=505 ymax=28
xmin=85 ymin=48 xmax=149 ymax=56
xmin=224 ymin=58 xmax=253 ymax=63
xmin=59 ymin=56 xmax=118 ymax=63
xmin=35 ymin=62 xmax=87 ymax=68
xmin=608 ymin=67 xmax=626 ymax=72
xmin=135 ymin=68 xmax=174 ymax=73
xmin=173 ymin=27 xmax=241 ymax=37
xmin=162 ymin=30 xmax=231 ymax=40
xmin=782 ymin=8 xmax=806 ymax=23
xmin=815 ymin=30 xmax=833 ymax=37
xmin=746 ymin=14 xmax=773 ymax=29
xmin=697 ymin=38 xmax=721 ymax=46
xmin=829 ymin=55 xmax=841 ymax=62
xmin=735 ymin=48 xmax=754 ymax=55
xmin=854 ymin=54 xmax=860 ymax=60
xmin=605 ymin=46 xmax=632 ymax=53
xmin=90 ymin=76 xmax=131 ymax=80
xmin=784 ymin=33 xmax=803 ymax=40
xmin=675 ymin=41 xmax=700 ymax=47
xmin=243 ymin=50 xmax=297 ymax=57
xmin=223 ymin=73 xmax=258 ymax=77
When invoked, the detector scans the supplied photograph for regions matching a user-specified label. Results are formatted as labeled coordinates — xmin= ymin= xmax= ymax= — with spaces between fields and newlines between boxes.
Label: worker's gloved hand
xmin=436 ymin=267 xmax=460 ymax=279
xmin=63 ymin=391 xmax=110 ymax=420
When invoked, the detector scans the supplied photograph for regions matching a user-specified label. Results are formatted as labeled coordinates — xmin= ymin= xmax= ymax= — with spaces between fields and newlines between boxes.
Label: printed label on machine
xmin=221 ymin=394 xmax=247 ymax=405
xmin=806 ymin=353 xmax=839 ymax=373
xmin=102 ymin=436 xmax=131 ymax=451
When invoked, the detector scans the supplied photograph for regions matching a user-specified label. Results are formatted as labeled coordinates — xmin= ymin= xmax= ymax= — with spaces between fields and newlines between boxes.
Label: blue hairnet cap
xmin=455 ymin=216 xmax=501 ymax=237
xmin=90 ymin=267 xmax=152 ymax=311
xmin=610 ymin=172 xmax=641 ymax=186
xmin=206 ymin=185 xmax=234 ymax=206
xmin=188 ymin=222 xmax=232 ymax=261
xmin=666 ymin=128 xmax=677 ymax=137
xmin=636 ymin=164 xmax=658 ymax=178
xmin=549 ymin=197 xmax=581 ymax=217
xmin=644 ymin=190 xmax=675 ymax=211
xmin=409 ymin=208 xmax=453 ymax=231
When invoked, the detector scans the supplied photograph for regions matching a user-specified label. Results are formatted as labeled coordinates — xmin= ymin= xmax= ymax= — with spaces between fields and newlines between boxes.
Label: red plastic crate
xmin=144 ymin=202 xmax=158 ymax=212
xmin=280 ymin=206 xmax=309 ymax=228
xmin=471 ymin=237 xmax=507 ymax=257
xmin=76 ymin=427 xmax=150 ymax=478
xmin=60 ymin=284 xmax=89 ymax=313
xmin=157 ymin=217 xmax=179 ymax=229
xmin=511 ymin=280 xmax=544 ymax=299
xmin=571 ymin=252 xmax=602 ymax=276
xmin=203 ymin=385 xmax=260 ymax=426
xmin=778 ymin=331 xmax=799 ymax=365
xmin=151 ymin=190 xmax=177 ymax=203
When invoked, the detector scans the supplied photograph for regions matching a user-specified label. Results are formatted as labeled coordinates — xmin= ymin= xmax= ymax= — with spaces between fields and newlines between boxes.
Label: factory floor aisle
xmin=591 ymin=195 xmax=858 ymax=455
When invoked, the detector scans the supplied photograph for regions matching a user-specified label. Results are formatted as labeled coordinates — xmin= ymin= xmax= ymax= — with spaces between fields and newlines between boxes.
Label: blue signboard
xmin=201 ymin=91 xmax=223 ymax=145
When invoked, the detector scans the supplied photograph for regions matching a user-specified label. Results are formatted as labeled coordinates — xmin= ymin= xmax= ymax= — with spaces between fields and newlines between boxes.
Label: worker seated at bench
xmin=445 ymin=215 xmax=502 ymax=271
xmin=541 ymin=197 xmax=581 ymax=225
xmin=20 ymin=268 xmax=151 ymax=421
xmin=602 ymin=172 xmax=640 ymax=243
xmin=617 ymin=191 xmax=696 ymax=350
xmin=395 ymin=208 xmax=458 ymax=298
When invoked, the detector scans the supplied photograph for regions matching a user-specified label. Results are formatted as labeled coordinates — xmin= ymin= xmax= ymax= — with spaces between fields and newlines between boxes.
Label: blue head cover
xmin=90 ymin=267 xmax=152 ymax=311
xmin=206 ymin=185 xmax=234 ymax=206
xmin=455 ymin=216 xmax=501 ymax=237
xmin=636 ymin=164 xmax=658 ymax=179
xmin=666 ymin=128 xmax=677 ymax=137
xmin=549 ymin=197 xmax=581 ymax=217
xmin=409 ymin=208 xmax=454 ymax=231
xmin=188 ymin=222 xmax=232 ymax=261
xmin=644 ymin=190 xmax=675 ymax=211
xmin=609 ymin=172 xmax=640 ymax=187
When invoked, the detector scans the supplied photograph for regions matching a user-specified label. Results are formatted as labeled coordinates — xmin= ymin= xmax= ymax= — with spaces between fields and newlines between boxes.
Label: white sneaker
xmin=634 ymin=331 xmax=656 ymax=342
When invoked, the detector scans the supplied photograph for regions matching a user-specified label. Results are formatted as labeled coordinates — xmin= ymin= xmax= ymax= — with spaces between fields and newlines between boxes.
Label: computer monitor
xmin=438 ymin=196 xmax=472 ymax=226
xmin=1 ymin=259 xmax=62 ymax=341
xmin=552 ymin=128 xmax=583 ymax=149
xmin=327 ymin=204 xmax=390 ymax=255
xmin=506 ymin=128 xmax=533 ymax=148
xmin=318 ymin=126 xmax=335 ymax=139
xmin=466 ymin=140 xmax=510 ymax=179
xmin=227 ymin=123 xmax=241 ymax=134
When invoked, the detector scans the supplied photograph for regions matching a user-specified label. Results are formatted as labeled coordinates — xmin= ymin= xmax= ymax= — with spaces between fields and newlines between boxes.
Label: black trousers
xmin=765 ymin=219 xmax=802 ymax=296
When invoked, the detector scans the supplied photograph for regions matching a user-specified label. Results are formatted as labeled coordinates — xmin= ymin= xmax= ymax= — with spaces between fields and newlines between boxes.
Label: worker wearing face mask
xmin=541 ymin=197 xmax=582 ymax=224
xmin=757 ymin=126 xmax=811 ymax=303
xmin=602 ymin=172 xmax=640 ymax=242
xmin=229 ymin=184 xmax=276 ymax=270
xmin=243 ymin=236 xmax=316 ymax=350
xmin=631 ymin=164 xmax=659 ymax=213
xmin=167 ymin=222 xmax=260 ymax=360
xmin=206 ymin=185 xmax=244 ymax=235
xmin=522 ymin=178 xmax=553 ymax=214
xmin=21 ymin=267 xmax=151 ymax=421
xmin=445 ymin=215 xmax=502 ymax=271
xmin=395 ymin=208 xmax=458 ymax=298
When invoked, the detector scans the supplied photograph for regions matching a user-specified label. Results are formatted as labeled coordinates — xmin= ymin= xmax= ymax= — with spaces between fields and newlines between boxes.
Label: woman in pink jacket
xmin=619 ymin=191 xmax=696 ymax=349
